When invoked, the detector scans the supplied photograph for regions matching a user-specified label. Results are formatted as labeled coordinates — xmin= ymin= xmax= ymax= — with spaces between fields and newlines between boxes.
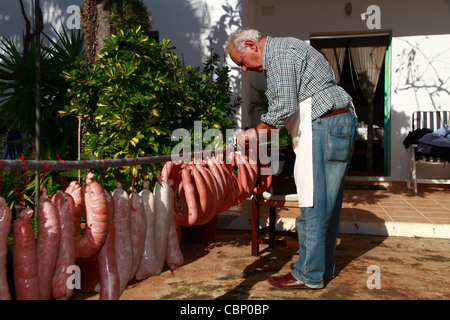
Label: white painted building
xmin=1 ymin=0 xmax=449 ymax=183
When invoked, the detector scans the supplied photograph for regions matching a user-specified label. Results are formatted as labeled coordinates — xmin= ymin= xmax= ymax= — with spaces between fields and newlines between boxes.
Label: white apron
xmin=283 ymin=98 xmax=314 ymax=207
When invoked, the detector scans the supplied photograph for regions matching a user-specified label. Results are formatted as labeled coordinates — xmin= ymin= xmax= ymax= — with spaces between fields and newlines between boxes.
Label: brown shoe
xmin=268 ymin=272 xmax=312 ymax=289
xmin=290 ymin=263 xmax=334 ymax=281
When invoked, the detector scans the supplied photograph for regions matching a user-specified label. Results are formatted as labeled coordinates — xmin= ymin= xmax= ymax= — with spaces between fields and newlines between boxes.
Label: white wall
xmin=0 ymin=0 xmax=244 ymax=126
xmin=147 ymin=0 xmax=243 ymax=126
xmin=245 ymin=0 xmax=450 ymax=182
xmin=2 ymin=0 xmax=449 ymax=181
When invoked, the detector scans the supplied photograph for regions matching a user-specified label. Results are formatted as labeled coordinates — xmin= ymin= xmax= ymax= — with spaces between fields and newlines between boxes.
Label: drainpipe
xmin=34 ymin=0 xmax=41 ymax=211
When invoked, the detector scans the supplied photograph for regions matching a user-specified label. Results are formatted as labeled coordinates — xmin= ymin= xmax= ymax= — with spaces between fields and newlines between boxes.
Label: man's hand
xmin=236 ymin=127 xmax=257 ymax=151
xmin=254 ymin=121 xmax=277 ymax=141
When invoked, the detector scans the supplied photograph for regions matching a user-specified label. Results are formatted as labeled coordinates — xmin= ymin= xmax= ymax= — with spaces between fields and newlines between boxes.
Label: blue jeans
xmin=291 ymin=110 xmax=358 ymax=288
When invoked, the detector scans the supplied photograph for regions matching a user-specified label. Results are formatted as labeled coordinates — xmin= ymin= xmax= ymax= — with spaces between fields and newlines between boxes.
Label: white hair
xmin=224 ymin=29 xmax=264 ymax=53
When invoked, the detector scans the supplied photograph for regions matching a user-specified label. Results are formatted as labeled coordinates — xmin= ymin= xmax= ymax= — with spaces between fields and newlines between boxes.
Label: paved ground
xmin=73 ymin=229 xmax=450 ymax=301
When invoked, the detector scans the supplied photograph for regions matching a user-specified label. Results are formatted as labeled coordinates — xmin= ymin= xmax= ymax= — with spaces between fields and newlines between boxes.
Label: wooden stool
xmin=251 ymin=192 xmax=299 ymax=256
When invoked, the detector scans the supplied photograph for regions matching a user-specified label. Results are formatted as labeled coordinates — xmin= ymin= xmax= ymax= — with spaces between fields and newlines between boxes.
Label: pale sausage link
xmin=154 ymin=180 xmax=173 ymax=272
xmin=129 ymin=189 xmax=147 ymax=280
xmin=97 ymin=190 xmax=120 ymax=300
xmin=165 ymin=201 xmax=184 ymax=274
xmin=112 ymin=183 xmax=132 ymax=295
xmin=136 ymin=182 xmax=160 ymax=279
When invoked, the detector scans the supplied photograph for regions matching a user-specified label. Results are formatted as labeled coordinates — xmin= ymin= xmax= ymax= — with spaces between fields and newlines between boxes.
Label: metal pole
xmin=0 ymin=147 xmax=236 ymax=173
xmin=0 ymin=155 xmax=171 ymax=173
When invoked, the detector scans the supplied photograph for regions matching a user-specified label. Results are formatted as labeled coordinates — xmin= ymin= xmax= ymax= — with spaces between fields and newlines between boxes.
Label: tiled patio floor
xmin=342 ymin=184 xmax=450 ymax=224
xmin=74 ymin=183 xmax=450 ymax=301
xmin=217 ymin=183 xmax=450 ymax=239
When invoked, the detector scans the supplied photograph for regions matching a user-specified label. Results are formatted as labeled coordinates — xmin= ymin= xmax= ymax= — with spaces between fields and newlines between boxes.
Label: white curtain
xmin=318 ymin=47 xmax=346 ymax=84
xmin=349 ymin=45 xmax=387 ymax=174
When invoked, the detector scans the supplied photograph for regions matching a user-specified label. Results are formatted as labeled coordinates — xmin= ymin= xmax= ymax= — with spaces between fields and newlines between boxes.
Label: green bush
xmin=61 ymin=26 xmax=240 ymax=190
xmin=0 ymin=27 xmax=83 ymax=161
xmin=0 ymin=27 xmax=83 ymax=209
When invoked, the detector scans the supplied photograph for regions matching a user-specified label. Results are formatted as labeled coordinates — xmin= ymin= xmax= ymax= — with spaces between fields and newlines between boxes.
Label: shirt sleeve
xmin=261 ymin=51 xmax=300 ymax=129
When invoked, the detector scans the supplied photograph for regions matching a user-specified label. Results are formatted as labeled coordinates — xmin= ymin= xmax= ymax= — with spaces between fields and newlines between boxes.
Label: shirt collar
xmin=262 ymin=36 xmax=272 ymax=74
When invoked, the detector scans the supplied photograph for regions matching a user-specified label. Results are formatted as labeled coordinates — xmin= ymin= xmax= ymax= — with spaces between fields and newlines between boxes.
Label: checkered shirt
xmin=261 ymin=36 xmax=353 ymax=128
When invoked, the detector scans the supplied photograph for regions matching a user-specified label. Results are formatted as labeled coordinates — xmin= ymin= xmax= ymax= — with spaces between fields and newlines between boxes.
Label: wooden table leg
xmin=251 ymin=196 xmax=260 ymax=256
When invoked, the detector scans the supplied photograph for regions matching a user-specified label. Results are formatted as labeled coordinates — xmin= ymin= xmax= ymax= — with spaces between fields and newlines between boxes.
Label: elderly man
xmin=225 ymin=29 xmax=358 ymax=289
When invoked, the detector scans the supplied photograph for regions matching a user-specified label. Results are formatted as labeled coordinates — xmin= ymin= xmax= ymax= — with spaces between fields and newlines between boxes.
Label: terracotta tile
xmin=419 ymin=210 xmax=450 ymax=217
xmin=379 ymin=202 xmax=411 ymax=207
xmin=384 ymin=210 xmax=423 ymax=217
xmin=430 ymin=201 xmax=450 ymax=206
xmin=428 ymin=217 xmax=450 ymax=224
xmin=390 ymin=216 xmax=430 ymax=223
xmin=354 ymin=213 xmax=392 ymax=223
xmin=415 ymin=208 xmax=450 ymax=215
xmin=405 ymin=201 xmax=443 ymax=208
xmin=350 ymin=204 xmax=382 ymax=210
xmin=380 ymin=207 xmax=416 ymax=214
xmin=378 ymin=200 xmax=407 ymax=205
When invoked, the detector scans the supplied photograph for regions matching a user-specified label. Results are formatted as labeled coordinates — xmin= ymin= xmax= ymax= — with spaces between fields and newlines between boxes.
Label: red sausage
xmin=51 ymin=191 xmax=76 ymax=300
xmin=0 ymin=197 xmax=12 ymax=300
xmin=174 ymin=182 xmax=189 ymax=226
xmin=206 ymin=158 xmax=225 ymax=211
xmin=217 ymin=158 xmax=238 ymax=213
xmin=215 ymin=153 xmax=239 ymax=210
xmin=231 ymin=171 xmax=246 ymax=206
xmin=37 ymin=188 xmax=61 ymax=300
xmin=76 ymin=173 xmax=108 ymax=258
xmin=196 ymin=163 xmax=216 ymax=224
xmin=212 ymin=156 xmax=232 ymax=213
xmin=129 ymin=189 xmax=147 ymax=280
xmin=180 ymin=166 xmax=199 ymax=226
xmin=66 ymin=181 xmax=85 ymax=236
xmin=235 ymin=153 xmax=252 ymax=196
xmin=97 ymin=190 xmax=120 ymax=300
xmin=112 ymin=183 xmax=132 ymax=295
xmin=13 ymin=208 xmax=40 ymax=300
xmin=190 ymin=164 xmax=208 ymax=224
xmin=161 ymin=161 xmax=183 ymax=186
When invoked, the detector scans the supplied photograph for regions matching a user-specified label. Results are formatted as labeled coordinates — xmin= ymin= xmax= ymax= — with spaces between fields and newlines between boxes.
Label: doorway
xmin=310 ymin=31 xmax=391 ymax=176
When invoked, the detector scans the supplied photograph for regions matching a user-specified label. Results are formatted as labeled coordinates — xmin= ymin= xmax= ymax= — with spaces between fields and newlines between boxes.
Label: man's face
xmin=228 ymin=42 xmax=263 ymax=73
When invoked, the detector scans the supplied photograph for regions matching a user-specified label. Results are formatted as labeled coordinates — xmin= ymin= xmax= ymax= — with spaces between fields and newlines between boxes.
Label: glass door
xmin=310 ymin=31 xmax=391 ymax=176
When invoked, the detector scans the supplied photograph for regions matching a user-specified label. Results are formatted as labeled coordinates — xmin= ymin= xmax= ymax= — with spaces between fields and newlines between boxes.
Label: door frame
xmin=310 ymin=30 xmax=392 ymax=176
